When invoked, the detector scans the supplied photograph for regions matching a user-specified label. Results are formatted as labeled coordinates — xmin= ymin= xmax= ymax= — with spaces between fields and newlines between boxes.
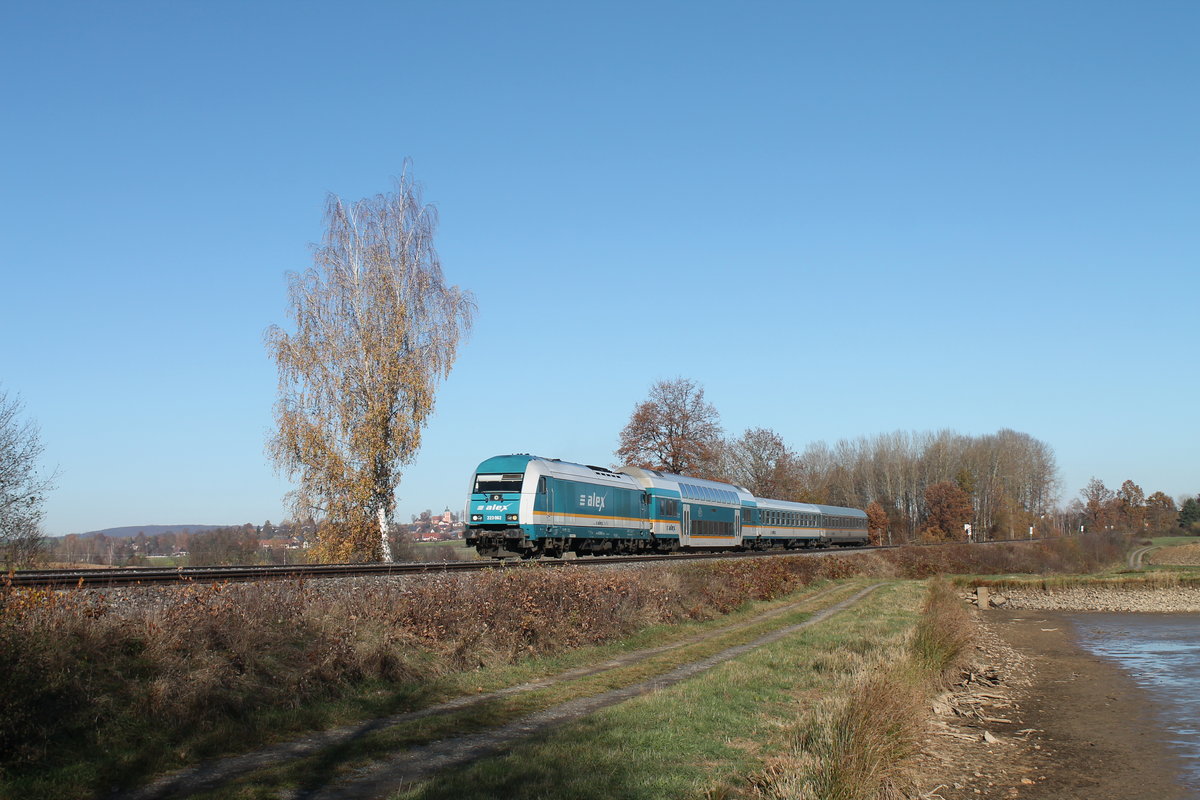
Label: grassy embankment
xmin=386 ymin=579 xmax=972 ymax=800
xmin=0 ymin=534 xmax=1123 ymax=799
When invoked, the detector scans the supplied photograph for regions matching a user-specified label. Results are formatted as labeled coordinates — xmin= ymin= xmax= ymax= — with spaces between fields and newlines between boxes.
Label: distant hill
xmin=69 ymin=524 xmax=233 ymax=539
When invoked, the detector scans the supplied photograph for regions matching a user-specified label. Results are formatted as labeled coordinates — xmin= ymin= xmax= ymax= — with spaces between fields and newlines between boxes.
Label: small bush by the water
xmin=752 ymin=578 xmax=977 ymax=800
xmin=910 ymin=578 xmax=973 ymax=678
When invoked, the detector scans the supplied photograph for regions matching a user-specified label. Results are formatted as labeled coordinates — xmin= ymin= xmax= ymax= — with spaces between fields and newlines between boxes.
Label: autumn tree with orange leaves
xmin=922 ymin=481 xmax=973 ymax=541
xmin=865 ymin=500 xmax=889 ymax=546
xmin=267 ymin=169 xmax=475 ymax=562
xmin=616 ymin=378 xmax=723 ymax=478
xmin=1145 ymin=491 xmax=1178 ymax=531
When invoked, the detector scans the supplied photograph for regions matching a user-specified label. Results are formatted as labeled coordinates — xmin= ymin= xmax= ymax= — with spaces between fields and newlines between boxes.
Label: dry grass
xmin=970 ymin=568 xmax=1200 ymax=592
xmin=750 ymin=578 xmax=975 ymax=800
xmin=0 ymin=535 xmax=1118 ymax=797
xmin=910 ymin=578 xmax=974 ymax=678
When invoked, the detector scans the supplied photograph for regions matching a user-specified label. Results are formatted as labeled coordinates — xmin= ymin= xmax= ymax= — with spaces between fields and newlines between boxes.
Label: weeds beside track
xmin=0 ymin=535 xmax=1123 ymax=799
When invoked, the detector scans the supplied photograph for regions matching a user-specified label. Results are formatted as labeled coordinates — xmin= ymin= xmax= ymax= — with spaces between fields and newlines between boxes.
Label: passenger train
xmin=464 ymin=454 xmax=869 ymax=559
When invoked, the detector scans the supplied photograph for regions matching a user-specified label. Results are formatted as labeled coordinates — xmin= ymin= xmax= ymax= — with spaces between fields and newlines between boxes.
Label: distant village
xmin=48 ymin=509 xmax=465 ymax=567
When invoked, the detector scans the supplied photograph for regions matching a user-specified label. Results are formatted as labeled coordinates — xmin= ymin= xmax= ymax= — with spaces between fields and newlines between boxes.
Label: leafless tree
xmin=0 ymin=390 xmax=54 ymax=568
xmin=266 ymin=168 xmax=475 ymax=562
xmin=793 ymin=427 xmax=1060 ymax=541
xmin=724 ymin=427 xmax=805 ymax=499
xmin=616 ymin=378 xmax=722 ymax=477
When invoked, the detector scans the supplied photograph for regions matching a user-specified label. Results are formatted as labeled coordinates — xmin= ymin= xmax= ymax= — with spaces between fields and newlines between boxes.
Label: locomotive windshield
xmin=474 ymin=473 xmax=524 ymax=494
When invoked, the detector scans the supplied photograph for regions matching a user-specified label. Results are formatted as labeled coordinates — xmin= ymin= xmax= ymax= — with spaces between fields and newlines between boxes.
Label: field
xmin=0 ymin=535 xmax=1127 ymax=799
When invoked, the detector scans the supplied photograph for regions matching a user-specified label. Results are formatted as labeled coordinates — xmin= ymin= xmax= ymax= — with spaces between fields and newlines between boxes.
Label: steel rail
xmin=7 ymin=536 xmax=1063 ymax=589
xmin=8 ymin=548 xmax=875 ymax=588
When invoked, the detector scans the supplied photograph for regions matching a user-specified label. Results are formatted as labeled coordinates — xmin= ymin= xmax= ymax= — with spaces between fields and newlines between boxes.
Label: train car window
xmin=474 ymin=473 xmax=524 ymax=493
xmin=537 ymin=477 xmax=546 ymax=494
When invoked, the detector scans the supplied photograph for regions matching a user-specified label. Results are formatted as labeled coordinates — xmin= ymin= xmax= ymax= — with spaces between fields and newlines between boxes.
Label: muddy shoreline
xmin=915 ymin=609 xmax=1190 ymax=799
xmin=989 ymin=610 xmax=1187 ymax=799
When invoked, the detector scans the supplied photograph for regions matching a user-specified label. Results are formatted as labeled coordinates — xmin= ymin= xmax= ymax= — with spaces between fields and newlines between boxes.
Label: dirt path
xmin=284 ymin=582 xmax=886 ymax=800
xmin=117 ymin=581 xmax=862 ymax=800
xmin=915 ymin=609 xmax=1188 ymax=800
xmin=1128 ymin=545 xmax=1160 ymax=568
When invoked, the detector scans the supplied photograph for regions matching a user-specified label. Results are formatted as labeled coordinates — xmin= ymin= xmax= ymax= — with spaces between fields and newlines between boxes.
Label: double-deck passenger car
xmin=465 ymin=454 xmax=868 ymax=559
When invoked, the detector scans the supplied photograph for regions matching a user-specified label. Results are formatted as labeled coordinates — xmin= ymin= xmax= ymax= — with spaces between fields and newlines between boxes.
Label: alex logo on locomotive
xmin=577 ymin=492 xmax=607 ymax=512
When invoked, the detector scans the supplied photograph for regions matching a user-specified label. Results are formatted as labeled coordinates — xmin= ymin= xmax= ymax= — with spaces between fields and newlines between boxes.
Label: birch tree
xmin=266 ymin=170 xmax=475 ymax=562
xmin=0 ymin=390 xmax=53 ymax=568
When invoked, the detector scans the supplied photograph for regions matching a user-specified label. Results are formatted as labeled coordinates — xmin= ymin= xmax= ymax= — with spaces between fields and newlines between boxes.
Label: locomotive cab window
xmin=474 ymin=473 xmax=524 ymax=493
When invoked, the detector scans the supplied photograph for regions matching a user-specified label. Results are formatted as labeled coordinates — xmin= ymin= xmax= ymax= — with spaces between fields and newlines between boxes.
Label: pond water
xmin=1067 ymin=613 xmax=1200 ymax=794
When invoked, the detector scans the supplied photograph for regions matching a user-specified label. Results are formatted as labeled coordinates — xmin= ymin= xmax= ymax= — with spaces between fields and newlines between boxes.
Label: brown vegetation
xmin=922 ymin=481 xmax=973 ymax=542
xmin=752 ymin=579 xmax=975 ymax=800
xmin=0 ymin=535 xmax=1124 ymax=795
xmin=615 ymin=377 xmax=723 ymax=478
xmin=266 ymin=168 xmax=475 ymax=562
xmin=1076 ymin=476 xmax=1183 ymax=533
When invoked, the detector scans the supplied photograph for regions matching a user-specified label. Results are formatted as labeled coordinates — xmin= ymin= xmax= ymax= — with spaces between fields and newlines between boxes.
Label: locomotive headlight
xmin=471 ymin=514 xmax=483 ymax=522
xmin=490 ymin=494 xmax=503 ymax=501
xmin=506 ymin=514 xmax=519 ymax=522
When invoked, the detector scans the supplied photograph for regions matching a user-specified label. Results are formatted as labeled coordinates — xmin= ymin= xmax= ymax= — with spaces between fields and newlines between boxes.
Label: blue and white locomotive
xmin=465 ymin=454 xmax=869 ymax=559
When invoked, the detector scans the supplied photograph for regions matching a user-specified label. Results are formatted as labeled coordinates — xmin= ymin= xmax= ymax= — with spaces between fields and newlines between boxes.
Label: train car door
xmin=734 ymin=509 xmax=742 ymax=544
xmin=681 ymin=504 xmax=691 ymax=547
xmin=543 ymin=475 xmax=559 ymax=531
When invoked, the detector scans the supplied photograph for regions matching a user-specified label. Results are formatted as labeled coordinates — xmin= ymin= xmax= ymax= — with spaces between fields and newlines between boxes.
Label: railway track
xmin=7 ymin=536 xmax=1065 ymax=589
xmin=8 ymin=547 xmax=881 ymax=588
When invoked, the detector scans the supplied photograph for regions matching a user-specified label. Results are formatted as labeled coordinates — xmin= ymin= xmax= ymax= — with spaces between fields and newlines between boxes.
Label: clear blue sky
xmin=3 ymin=1 xmax=1196 ymax=535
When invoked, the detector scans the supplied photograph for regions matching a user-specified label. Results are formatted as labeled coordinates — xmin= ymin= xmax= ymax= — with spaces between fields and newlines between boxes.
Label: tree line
xmin=617 ymin=378 xmax=1188 ymax=543
xmin=1072 ymin=477 xmax=1191 ymax=535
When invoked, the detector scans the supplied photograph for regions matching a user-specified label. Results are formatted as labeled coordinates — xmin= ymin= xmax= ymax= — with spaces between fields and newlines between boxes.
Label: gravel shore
xmin=983 ymin=586 xmax=1200 ymax=613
